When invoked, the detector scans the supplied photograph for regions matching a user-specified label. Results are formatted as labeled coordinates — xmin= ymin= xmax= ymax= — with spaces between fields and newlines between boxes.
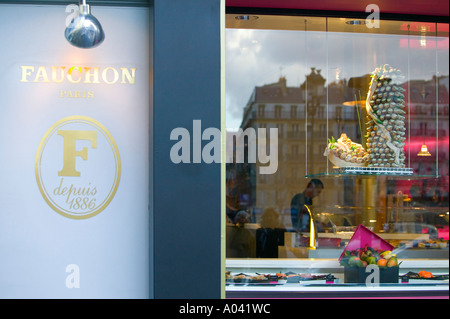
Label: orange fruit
xmin=387 ymin=257 xmax=398 ymax=267
xmin=377 ymin=258 xmax=387 ymax=267
xmin=419 ymin=271 xmax=433 ymax=278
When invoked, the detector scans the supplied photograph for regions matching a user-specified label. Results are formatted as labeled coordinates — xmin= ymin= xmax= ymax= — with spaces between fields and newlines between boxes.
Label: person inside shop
xmin=290 ymin=179 xmax=324 ymax=232
xmin=226 ymin=170 xmax=256 ymax=257
xmin=228 ymin=209 xmax=256 ymax=257
xmin=260 ymin=207 xmax=284 ymax=229
xmin=226 ymin=163 xmax=252 ymax=224
xmin=429 ymin=188 xmax=447 ymax=207
xmin=257 ymin=207 xmax=286 ymax=258
xmin=409 ymin=184 xmax=424 ymax=207
xmin=226 ymin=177 xmax=241 ymax=223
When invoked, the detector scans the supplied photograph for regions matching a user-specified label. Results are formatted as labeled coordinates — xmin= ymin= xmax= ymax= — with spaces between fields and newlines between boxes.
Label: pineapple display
xmin=365 ymin=64 xmax=407 ymax=168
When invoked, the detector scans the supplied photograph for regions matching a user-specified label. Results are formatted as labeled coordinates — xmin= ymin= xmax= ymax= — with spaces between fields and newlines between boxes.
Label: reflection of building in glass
xmin=402 ymin=75 xmax=449 ymax=207
xmin=234 ymin=68 xmax=364 ymax=227
xmin=228 ymin=69 xmax=449 ymax=229
xmin=406 ymin=75 xmax=449 ymax=177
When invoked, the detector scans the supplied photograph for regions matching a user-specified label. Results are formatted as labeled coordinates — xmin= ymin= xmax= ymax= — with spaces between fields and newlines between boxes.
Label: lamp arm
xmin=305 ymin=205 xmax=316 ymax=249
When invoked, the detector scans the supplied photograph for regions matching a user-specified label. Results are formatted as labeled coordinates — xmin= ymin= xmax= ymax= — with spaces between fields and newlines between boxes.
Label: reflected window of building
xmin=318 ymin=106 xmax=325 ymax=118
xmin=275 ymin=105 xmax=282 ymax=118
xmin=258 ymin=104 xmax=265 ymax=118
xmin=290 ymin=104 xmax=298 ymax=118
xmin=335 ymin=106 xmax=342 ymax=120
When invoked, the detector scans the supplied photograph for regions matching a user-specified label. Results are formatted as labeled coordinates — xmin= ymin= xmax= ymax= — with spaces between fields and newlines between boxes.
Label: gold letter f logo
xmin=57 ymin=130 xmax=97 ymax=177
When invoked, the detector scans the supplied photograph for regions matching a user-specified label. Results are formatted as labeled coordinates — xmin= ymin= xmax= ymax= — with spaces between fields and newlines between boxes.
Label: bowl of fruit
xmin=338 ymin=225 xmax=401 ymax=283
xmin=340 ymin=245 xmax=401 ymax=283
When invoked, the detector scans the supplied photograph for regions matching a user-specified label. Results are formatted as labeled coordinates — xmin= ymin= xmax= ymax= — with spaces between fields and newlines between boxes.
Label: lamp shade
xmin=65 ymin=2 xmax=105 ymax=49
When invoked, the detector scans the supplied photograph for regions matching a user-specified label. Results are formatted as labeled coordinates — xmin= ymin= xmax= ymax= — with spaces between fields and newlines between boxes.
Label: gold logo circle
xmin=35 ymin=116 xmax=121 ymax=219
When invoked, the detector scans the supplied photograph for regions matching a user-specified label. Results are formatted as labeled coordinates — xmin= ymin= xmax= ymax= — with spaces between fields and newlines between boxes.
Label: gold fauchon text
xmin=20 ymin=66 xmax=136 ymax=84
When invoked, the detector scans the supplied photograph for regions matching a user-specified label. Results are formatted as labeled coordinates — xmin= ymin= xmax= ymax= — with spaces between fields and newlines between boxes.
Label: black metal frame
xmin=226 ymin=6 xmax=449 ymax=23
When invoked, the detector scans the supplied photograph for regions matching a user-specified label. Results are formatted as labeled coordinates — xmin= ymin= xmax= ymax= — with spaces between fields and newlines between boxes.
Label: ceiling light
xmin=65 ymin=0 xmax=105 ymax=49
xmin=235 ymin=15 xmax=259 ymax=21
xmin=346 ymin=20 xmax=366 ymax=25
xmin=417 ymin=144 xmax=431 ymax=157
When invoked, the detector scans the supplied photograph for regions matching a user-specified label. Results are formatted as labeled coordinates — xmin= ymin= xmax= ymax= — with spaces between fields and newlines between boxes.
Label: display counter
xmin=225 ymin=258 xmax=449 ymax=298
xmin=308 ymin=248 xmax=449 ymax=259
xmin=227 ymin=222 xmax=449 ymax=259
xmin=226 ymin=281 xmax=449 ymax=298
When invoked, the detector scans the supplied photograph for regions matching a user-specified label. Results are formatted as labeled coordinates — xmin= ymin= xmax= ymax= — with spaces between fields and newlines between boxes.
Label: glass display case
xmin=225 ymin=12 xmax=448 ymax=297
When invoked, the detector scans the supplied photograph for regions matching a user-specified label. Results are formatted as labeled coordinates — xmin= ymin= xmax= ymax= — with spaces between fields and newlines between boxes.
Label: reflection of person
xmin=260 ymin=207 xmax=284 ymax=229
xmin=257 ymin=207 xmax=285 ymax=258
xmin=409 ymin=184 xmax=425 ymax=233
xmin=409 ymin=184 xmax=423 ymax=207
xmin=234 ymin=210 xmax=251 ymax=226
xmin=226 ymin=177 xmax=241 ymax=222
xmin=430 ymin=188 xmax=443 ymax=207
xmin=227 ymin=209 xmax=255 ymax=257
xmin=290 ymin=179 xmax=324 ymax=232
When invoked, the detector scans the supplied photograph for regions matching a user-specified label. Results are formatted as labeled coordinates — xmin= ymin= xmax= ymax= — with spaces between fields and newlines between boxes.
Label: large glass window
xmin=225 ymin=14 xmax=448 ymax=296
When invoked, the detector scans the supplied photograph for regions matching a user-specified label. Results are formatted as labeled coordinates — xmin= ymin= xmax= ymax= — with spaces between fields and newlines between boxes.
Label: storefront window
xmin=225 ymin=14 xmax=449 ymax=297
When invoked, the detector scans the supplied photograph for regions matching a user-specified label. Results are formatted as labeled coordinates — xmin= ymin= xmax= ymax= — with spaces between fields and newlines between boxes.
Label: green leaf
xmin=328 ymin=136 xmax=336 ymax=144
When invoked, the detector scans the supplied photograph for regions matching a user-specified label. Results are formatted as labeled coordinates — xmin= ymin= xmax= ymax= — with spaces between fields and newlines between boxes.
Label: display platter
xmin=225 ymin=270 xmax=448 ymax=286
xmin=225 ymin=271 xmax=337 ymax=286
xmin=333 ymin=166 xmax=413 ymax=176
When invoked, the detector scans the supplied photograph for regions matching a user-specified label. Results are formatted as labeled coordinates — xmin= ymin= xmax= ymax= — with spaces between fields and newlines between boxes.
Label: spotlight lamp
xmin=65 ymin=0 xmax=105 ymax=49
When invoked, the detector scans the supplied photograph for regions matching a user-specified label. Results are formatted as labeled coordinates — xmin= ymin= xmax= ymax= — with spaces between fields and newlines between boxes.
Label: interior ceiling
xmin=227 ymin=15 xmax=449 ymax=37
xmin=225 ymin=0 xmax=449 ymax=17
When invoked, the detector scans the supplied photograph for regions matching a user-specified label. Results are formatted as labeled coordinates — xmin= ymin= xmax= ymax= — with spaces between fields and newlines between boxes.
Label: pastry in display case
xmin=323 ymin=133 xmax=369 ymax=167
xmin=308 ymin=205 xmax=449 ymax=259
xmin=225 ymin=270 xmax=338 ymax=285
